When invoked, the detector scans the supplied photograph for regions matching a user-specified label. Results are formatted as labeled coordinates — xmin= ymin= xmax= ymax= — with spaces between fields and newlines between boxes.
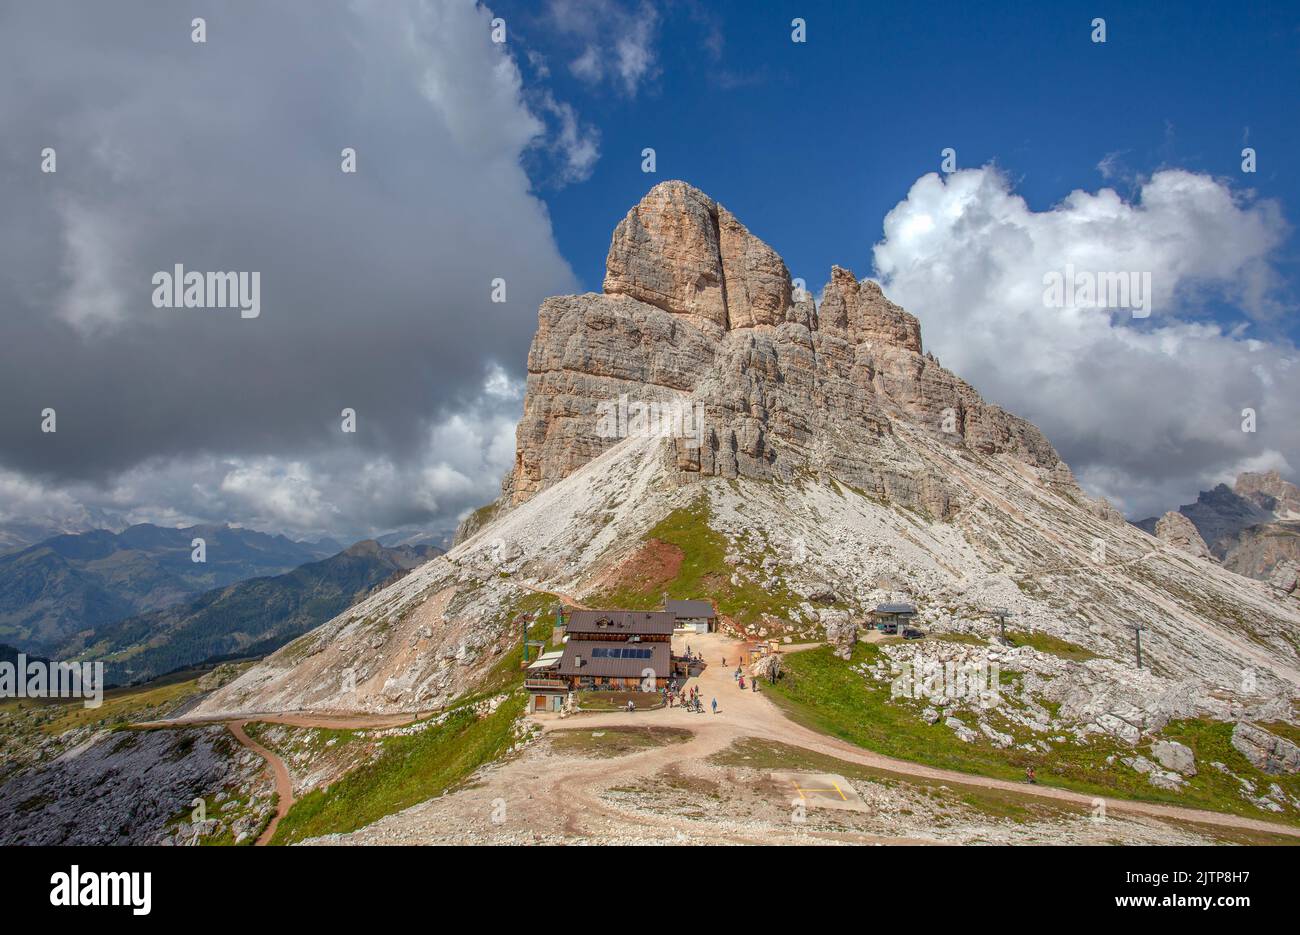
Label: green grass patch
xmin=769 ymin=644 xmax=1300 ymax=827
xmin=586 ymin=497 xmax=803 ymax=626
xmin=929 ymin=633 xmax=989 ymax=647
xmin=8 ymin=671 xmax=213 ymax=735
xmin=269 ymin=694 xmax=523 ymax=844
xmin=574 ymin=690 xmax=663 ymax=711
xmin=1005 ymin=630 xmax=1098 ymax=661
xmin=264 ymin=584 xmax=567 ymax=842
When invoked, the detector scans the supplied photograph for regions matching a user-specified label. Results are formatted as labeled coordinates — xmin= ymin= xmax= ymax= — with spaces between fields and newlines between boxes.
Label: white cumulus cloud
xmin=871 ymin=167 xmax=1298 ymax=519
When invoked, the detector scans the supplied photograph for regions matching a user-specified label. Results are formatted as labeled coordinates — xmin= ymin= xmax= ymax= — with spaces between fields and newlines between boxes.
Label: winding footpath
xmin=226 ymin=721 xmax=294 ymax=846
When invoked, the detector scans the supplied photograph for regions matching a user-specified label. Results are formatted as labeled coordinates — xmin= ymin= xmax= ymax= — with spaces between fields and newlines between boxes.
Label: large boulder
xmin=1150 ymin=739 xmax=1197 ymax=776
xmin=750 ymin=653 xmax=783 ymax=683
xmin=1230 ymin=722 xmax=1300 ymax=774
xmin=822 ymin=613 xmax=857 ymax=660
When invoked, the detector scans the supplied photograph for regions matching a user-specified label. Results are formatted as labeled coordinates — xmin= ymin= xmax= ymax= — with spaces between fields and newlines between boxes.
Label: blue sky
xmin=508 ymin=0 xmax=1300 ymax=341
xmin=2 ymin=0 xmax=1297 ymax=543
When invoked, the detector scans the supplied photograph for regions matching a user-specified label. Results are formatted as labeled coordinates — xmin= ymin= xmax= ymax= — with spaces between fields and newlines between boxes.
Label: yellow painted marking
xmin=791 ymin=781 xmax=847 ymax=801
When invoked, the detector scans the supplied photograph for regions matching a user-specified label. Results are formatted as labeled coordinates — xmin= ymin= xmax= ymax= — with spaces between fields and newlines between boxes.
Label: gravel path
xmin=308 ymin=632 xmax=1300 ymax=844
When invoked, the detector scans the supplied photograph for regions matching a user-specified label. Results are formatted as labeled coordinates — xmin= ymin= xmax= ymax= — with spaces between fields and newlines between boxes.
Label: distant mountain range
xmin=0 ymin=524 xmax=340 ymax=656
xmin=1135 ymin=470 xmax=1300 ymax=588
xmin=76 ymin=539 xmax=441 ymax=686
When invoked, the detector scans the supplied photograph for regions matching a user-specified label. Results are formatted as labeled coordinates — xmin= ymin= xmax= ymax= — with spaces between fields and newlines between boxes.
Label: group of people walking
xmin=663 ymin=682 xmax=715 ymax=713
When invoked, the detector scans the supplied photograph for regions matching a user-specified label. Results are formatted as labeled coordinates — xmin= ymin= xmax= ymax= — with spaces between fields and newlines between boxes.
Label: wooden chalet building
xmin=554 ymin=610 xmax=675 ymax=691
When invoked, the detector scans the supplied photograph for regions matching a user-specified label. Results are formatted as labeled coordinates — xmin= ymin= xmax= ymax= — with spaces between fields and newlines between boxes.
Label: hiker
xmin=721 ymin=657 xmax=726 ymax=667
xmin=627 ymin=699 xmax=635 ymax=714
xmin=738 ymin=676 xmax=745 ymax=690
xmin=751 ymin=679 xmax=757 ymax=692
xmin=1026 ymin=766 xmax=1037 ymax=784
xmin=711 ymin=697 xmax=718 ymax=715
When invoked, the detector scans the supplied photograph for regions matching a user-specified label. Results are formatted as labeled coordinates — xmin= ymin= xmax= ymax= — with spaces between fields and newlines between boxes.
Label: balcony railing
xmin=524 ymin=679 xmax=568 ymax=691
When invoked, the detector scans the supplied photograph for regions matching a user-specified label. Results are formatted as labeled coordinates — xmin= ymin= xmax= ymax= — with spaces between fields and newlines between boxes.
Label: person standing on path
xmin=711 ymin=697 xmax=718 ymax=715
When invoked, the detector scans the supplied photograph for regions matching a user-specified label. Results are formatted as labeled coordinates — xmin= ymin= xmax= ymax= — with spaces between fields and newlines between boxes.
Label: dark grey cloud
xmin=0 ymin=1 xmax=579 ymax=541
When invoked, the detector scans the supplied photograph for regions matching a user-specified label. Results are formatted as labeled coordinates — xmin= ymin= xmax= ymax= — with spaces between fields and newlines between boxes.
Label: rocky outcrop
xmin=1089 ymin=497 xmax=1128 ymax=526
xmin=823 ymin=613 xmax=858 ymax=660
xmin=1223 ymin=525 xmax=1300 ymax=589
xmin=1235 ymin=470 xmax=1300 ymax=517
xmin=510 ymin=181 xmax=1067 ymax=517
xmin=1231 ymin=722 xmax=1300 ymax=775
xmin=750 ymin=652 xmax=783 ymax=683
xmin=1267 ymin=560 xmax=1300 ymax=596
xmin=0 ymin=726 xmax=269 ymax=845
xmin=1154 ymin=511 xmax=1212 ymax=560
xmin=1137 ymin=470 xmax=1300 ymax=586
xmin=1136 ymin=483 xmax=1270 ymax=550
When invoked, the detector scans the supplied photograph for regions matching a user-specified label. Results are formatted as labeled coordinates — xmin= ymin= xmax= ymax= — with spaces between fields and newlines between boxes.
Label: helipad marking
xmin=770 ymin=770 xmax=867 ymax=811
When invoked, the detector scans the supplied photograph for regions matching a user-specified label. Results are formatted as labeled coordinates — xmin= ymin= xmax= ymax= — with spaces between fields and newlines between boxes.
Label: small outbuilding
xmin=665 ymin=598 xmax=717 ymax=633
xmin=870 ymin=602 xmax=918 ymax=635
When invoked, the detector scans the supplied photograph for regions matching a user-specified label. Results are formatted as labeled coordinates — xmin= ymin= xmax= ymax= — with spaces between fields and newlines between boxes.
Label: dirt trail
xmin=563 ymin=633 xmax=1300 ymax=837
xmin=317 ymin=632 xmax=1300 ymax=844
xmin=227 ymin=720 xmax=294 ymax=845
xmin=137 ymin=709 xmax=439 ymax=731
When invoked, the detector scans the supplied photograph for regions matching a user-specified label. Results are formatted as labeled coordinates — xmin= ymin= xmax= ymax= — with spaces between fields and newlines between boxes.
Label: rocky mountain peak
xmin=508 ymin=182 xmax=1070 ymax=515
xmin=600 ymin=181 xmax=923 ymax=353
xmin=603 ymin=180 xmax=794 ymax=332
xmin=1235 ymin=469 xmax=1300 ymax=516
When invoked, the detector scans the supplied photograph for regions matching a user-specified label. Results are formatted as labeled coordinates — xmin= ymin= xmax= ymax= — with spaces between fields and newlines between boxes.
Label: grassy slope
xmin=265 ymin=586 xmax=558 ymax=844
xmin=586 ymin=497 xmax=803 ymax=625
xmin=268 ymin=696 xmax=521 ymax=844
xmin=770 ymin=643 xmax=1300 ymax=827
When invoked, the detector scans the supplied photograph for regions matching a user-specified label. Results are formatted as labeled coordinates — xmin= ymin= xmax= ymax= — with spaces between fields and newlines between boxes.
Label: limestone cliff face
xmin=508 ymin=181 xmax=1066 ymax=518
xmin=1235 ymin=470 xmax=1300 ymax=518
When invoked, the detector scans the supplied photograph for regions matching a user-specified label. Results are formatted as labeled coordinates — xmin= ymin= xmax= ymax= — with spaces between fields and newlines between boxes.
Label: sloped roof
xmin=564 ymin=609 xmax=676 ymax=637
xmin=555 ymin=640 xmax=671 ymax=679
xmin=527 ymin=650 xmax=563 ymax=670
xmin=873 ymin=603 xmax=917 ymax=615
xmin=665 ymin=599 xmax=715 ymax=618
